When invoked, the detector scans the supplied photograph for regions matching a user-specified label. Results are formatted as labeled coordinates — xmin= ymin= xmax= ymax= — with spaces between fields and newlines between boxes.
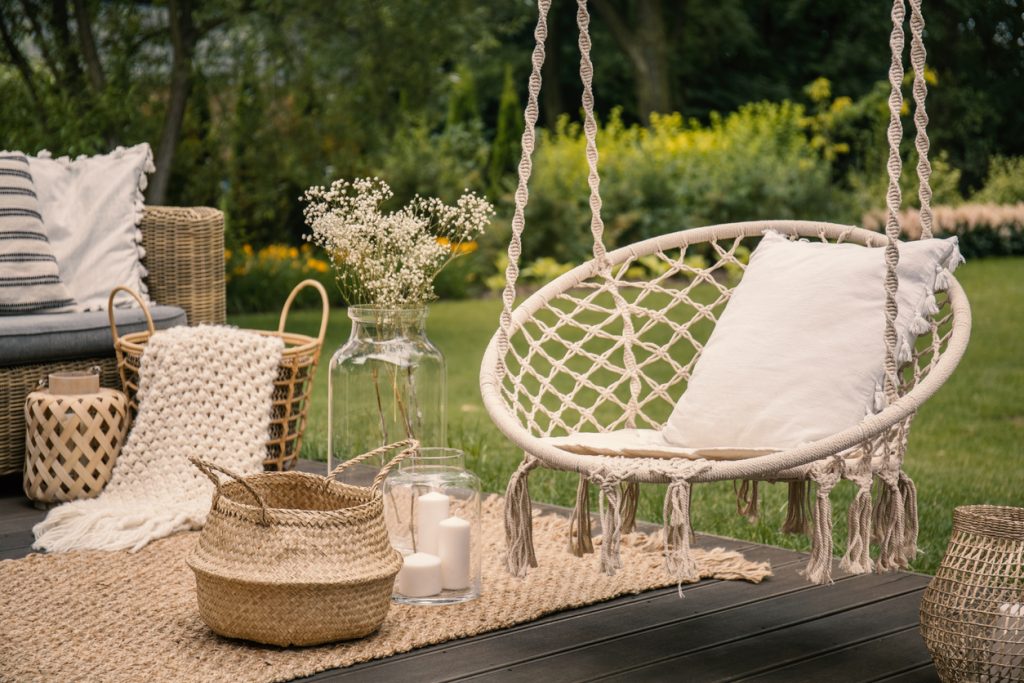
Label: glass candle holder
xmin=383 ymin=448 xmax=481 ymax=605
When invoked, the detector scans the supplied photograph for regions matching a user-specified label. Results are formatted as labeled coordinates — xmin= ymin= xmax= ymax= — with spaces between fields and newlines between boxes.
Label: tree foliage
xmin=0 ymin=0 xmax=1019 ymax=251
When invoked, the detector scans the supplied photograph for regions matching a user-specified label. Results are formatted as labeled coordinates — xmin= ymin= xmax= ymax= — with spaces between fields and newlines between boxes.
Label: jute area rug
xmin=0 ymin=497 xmax=770 ymax=683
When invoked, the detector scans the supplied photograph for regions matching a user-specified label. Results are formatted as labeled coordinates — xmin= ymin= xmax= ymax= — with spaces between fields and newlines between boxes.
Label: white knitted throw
xmin=33 ymin=325 xmax=284 ymax=553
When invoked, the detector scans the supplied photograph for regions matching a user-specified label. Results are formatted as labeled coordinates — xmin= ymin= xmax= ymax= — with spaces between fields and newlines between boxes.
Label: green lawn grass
xmin=231 ymin=257 xmax=1024 ymax=574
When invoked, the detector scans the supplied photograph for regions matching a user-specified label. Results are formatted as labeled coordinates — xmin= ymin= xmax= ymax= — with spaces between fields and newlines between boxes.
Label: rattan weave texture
xmin=0 ymin=206 xmax=225 ymax=475
xmin=921 ymin=506 xmax=1024 ymax=682
xmin=110 ymin=280 xmax=328 ymax=471
xmin=187 ymin=442 xmax=414 ymax=646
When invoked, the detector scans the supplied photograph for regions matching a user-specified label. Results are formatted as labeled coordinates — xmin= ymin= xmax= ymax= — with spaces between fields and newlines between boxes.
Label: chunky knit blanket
xmin=33 ymin=325 xmax=284 ymax=553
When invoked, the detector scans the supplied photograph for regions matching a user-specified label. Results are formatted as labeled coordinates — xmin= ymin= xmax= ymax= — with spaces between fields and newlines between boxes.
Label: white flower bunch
xmin=303 ymin=178 xmax=494 ymax=306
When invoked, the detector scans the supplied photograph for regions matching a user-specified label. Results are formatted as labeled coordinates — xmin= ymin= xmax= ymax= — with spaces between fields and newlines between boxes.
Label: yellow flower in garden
xmin=455 ymin=241 xmax=478 ymax=255
xmin=224 ymin=249 xmax=232 ymax=261
xmin=242 ymin=244 xmax=254 ymax=256
xmin=307 ymin=258 xmax=330 ymax=273
xmin=436 ymin=237 xmax=451 ymax=248
xmin=288 ymin=247 xmax=299 ymax=258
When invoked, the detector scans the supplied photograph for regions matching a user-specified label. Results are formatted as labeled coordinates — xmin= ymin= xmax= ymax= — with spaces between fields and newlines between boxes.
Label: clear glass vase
xmin=327 ymin=306 xmax=446 ymax=479
xmin=383 ymin=448 xmax=482 ymax=604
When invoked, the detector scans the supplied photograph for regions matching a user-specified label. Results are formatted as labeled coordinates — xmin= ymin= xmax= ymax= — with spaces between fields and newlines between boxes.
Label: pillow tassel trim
xmin=130 ymin=146 xmax=156 ymax=300
xmin=874 ymin=239 xmax=963 ymax=412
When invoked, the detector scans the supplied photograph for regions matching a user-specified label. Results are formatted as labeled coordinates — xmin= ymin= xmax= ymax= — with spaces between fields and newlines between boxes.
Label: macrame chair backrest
xmin=496 ymin=0 xmax=935 ymax=406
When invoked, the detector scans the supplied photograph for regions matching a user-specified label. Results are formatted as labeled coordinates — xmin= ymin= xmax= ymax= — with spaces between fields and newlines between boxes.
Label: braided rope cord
xmin=575 ymin=0 xmax=607 ymax=262
xmin=496 ymin=0 xmax=551 ymax=388
xmin=575 ymin=0 xmax=643 ymax=425
xmin=909 ymin=0 xmax=933 ymax=239
xmin=882 ymin=0 xmax=906 ymax=403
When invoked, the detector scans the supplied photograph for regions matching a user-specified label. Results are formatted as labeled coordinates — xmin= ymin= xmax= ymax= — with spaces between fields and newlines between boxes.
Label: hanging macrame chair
xmin=479 ymin=0 xmax=972 ymax=585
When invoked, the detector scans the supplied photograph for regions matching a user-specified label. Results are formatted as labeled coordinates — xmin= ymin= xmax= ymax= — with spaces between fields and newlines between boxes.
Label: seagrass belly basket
xmin=186 ymin=441 xmax=416 ymax=647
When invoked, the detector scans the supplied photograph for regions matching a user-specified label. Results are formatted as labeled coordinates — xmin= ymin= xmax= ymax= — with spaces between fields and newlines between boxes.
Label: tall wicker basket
xmin=109 ymin=279 xmax=329 ymax=470
xmin=920 ymin=505 xmax=1024 ymax=682
xmin=187 ymin=440 xmax=416 ymax=646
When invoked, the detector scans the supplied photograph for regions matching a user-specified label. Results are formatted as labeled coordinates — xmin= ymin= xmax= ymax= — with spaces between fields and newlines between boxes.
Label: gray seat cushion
xmin=0 ymin=305 xmax=187 ymax=366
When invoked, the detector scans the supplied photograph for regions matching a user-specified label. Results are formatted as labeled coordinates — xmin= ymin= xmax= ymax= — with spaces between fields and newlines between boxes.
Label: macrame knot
xmin=840 ymin=455 xmax=875 ymax=575
xmin=504 ymin=455 xmax=541 ymax=577
xmin=803 ymin=459 xmax=843 ymax=585
xmin=590 ymin=469 xmax=625 ymax=576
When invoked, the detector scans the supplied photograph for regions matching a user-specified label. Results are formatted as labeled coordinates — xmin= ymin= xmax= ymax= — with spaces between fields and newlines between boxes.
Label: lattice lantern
xmin=24 ymin=370 xmax=129 ymax=507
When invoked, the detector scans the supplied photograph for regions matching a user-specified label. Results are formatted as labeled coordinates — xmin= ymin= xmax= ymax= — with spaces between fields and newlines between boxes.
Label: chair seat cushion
xmin=0 ymin=305 xmax=186 ymax=366
xmin=545 ymin=429 xmax=778 ymax=461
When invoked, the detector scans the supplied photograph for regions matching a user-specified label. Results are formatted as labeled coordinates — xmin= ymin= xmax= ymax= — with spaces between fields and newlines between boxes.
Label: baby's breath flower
xmin=303 ymin=178 xmax=494 ymax=306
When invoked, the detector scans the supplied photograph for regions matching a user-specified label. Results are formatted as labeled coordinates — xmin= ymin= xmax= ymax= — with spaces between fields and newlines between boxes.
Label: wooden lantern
xmin=23 ymin=373 xmax=129 ymax=507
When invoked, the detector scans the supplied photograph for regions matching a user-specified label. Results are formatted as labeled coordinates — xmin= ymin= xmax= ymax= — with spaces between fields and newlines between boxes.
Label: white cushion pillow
xmin=28 ymin=143 xmax=155 ymax=311
xmin=0 ymin=153 xmax=75 ymax=314
xmin=662 ymin=230 xmax=962 ymax=450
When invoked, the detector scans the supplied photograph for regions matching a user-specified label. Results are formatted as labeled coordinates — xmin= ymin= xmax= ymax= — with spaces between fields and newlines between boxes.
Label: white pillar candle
xmin=438 ymin=515 xmax=472 ymax=590
xmin=989 ymin=603 xmax=1024 ymax=679
xmin=396 ymin=553 xmax=442 ymax=598
xmin=415 ymin=491 xmax=450 ymax=555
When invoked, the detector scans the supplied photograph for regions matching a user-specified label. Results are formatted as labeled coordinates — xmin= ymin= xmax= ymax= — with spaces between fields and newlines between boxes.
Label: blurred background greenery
xmin=2 ymin=0 xmax=1022 ymax=312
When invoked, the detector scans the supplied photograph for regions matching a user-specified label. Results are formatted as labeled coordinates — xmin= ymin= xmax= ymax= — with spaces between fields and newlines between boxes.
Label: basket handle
xmin=108 ymin=286 xmax=155 ymax=346
xmin=189 ymin=456 xmax=269 ymax=525
xmin=278 ymin=279 xmax=330 ymax=345
xmin=326 ymin=439 xmax=419 ymax=493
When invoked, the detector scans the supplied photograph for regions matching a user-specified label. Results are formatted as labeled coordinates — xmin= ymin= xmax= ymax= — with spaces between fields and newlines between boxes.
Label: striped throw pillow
xmin=0 ymin=153 xmax=75 ymax=314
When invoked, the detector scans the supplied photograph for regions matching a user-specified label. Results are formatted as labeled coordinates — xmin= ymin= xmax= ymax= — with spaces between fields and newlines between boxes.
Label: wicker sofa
xmin=0 ymin=206 xmax=226 ymax=475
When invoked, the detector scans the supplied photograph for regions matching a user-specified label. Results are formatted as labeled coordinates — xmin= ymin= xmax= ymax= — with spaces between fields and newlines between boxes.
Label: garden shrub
xmin=862 ymin=204 xmax=1024 ymax=258
xmin=972 ymin=157 xmax=1024 ymax=205
xmin=225 ymin=244 xmax=338 ymax=314
xmin=522 ymin=103 xmax=834 ymax=264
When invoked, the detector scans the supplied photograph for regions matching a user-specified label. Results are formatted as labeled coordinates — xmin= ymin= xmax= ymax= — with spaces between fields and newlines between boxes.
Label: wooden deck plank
xmin=460 ymin=571 xmax=925 ymax=682
xmin=588 ymin=589 xmax=931 ymax=682
xmin=323 ymin=549 xmax=806 ymax=682
xmin=873 ymin=663 xmax=941 ymax=682
xmin=600 ymin=589 xmax=928 ymax=681
xmin=738 ymin=626 xmax=936 ymax=682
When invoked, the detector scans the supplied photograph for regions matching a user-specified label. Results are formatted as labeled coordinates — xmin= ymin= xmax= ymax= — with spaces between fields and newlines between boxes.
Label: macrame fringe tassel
xmin=568 ymin=475 xmax=594 ymax=557
xmin=596 ymin=478 xmax=623 ymax=576
xmin=899 ymin=470 xmax=919 ymax=563
xmin=664 ymin=479 xmax=698 ymax=593
xmin=840 ymin=464 xmax=874 ymax=575
xmin=620 ymin=481 xmax=640 ymax=535
xmin=872 ymin=471 xmax=907 ymax=572
xmin=504 ymin=456 xmax=539 ymax=577
xmin=734 ymin=480 xmax=759 ymax=523
xmin=803 ymin=471 xmax=840 ymax=585
xmin=782 ymin=481 xmax=811 ymax=535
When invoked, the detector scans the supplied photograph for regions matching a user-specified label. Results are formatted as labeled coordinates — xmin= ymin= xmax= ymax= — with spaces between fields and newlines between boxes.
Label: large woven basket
xmin=186 ymin=440 xmax=417 ymax=647
xmin=920 ymin=505 xmax=1024 ymax=682
xmin=109 ymin=279 xmax=329 ymax=470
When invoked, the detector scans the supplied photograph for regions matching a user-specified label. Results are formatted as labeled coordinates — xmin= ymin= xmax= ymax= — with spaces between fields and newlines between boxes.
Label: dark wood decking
xmin=0 ymin=462 xmax=938 ymax=682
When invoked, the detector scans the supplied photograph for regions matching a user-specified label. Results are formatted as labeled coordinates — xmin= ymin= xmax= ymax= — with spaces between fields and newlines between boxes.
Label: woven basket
xmin=187 ymin=440 xmax=417 ymax=646
xmin=920 ymin=505 xmax=1024 ymax=682
xmin=109 ymin=279 xmax=329 ymax=470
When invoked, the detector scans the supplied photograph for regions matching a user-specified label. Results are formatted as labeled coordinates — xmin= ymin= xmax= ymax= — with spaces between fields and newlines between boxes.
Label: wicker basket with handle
xmin=187 ymin=440 xmax=417 ymax=646
xmin=108 ymin=279 xmax=329 ymax=470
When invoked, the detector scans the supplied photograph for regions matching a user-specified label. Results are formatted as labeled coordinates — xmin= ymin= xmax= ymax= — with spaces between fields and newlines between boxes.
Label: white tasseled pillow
xmin=28 ymin=143 xmax=155 ymax=311
xmin=662 ymin=230 xmax=962 ymax=450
